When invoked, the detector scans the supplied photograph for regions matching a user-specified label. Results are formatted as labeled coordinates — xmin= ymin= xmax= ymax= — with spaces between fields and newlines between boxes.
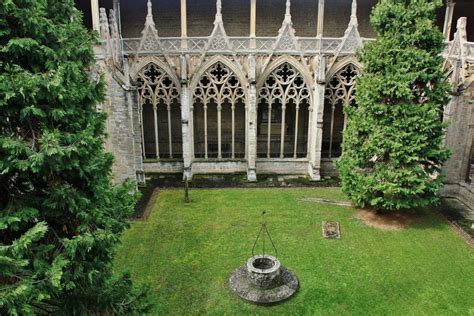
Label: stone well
xmin=229 ymin=213 xmax=298 ymax=304
xmin=229 ymin=254 xmax=298 ymax=304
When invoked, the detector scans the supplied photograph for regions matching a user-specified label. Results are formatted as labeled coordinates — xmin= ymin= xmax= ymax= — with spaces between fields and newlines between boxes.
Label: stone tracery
xmin=192 ymin=62 xmax=246 ymax=159
xmin=135 ymin=63 xmax=182 ymax=159
xmin=322 ymin=64 xmax=359 ymax=158
xmin=257 ymin=62 xmax=311 ymax=159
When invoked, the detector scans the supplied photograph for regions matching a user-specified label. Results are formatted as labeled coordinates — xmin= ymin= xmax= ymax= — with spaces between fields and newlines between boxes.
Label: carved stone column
xmin=280 ymin=103 xmax=287 ymax=158
xmin=180 ymin=55 xmax=193 ymax=179
xmin=293 ymin=104 xmax=300 ymax=158
xmin=181 ymin=0 xmax=188 ymax=49
xmin=308 ymin=55 xmax=325 ymax=181
xmin=317 ymin=0 xmax=324 ymax=38
xmin=217 ymin=103 xmax=222 ymax=159
xmin=204 ymin=104 xmax=208 ymax=159
xmin=231 ymin=104 xmax=236 ymax=158
xmin=443 ymin=0 xmax=456 ymax=41
xmin=153 ymin=104 xmax=160 ymax=159
xmin=247 ymin=55 xmax=257 ymax=182
xmin=250 ymin=0 xmax=256 ymax=49
xmin=91 ymin=0 xmax=100 ymax=33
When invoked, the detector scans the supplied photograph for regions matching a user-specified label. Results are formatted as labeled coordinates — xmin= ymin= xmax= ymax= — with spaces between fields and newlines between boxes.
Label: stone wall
xmin=118 ymin=0 xmax=380 ymax=38
xmin=74 ymin=1 xmax=474 ymax=41
xmin=441 ymin=82 xmax=474 ymax=216
xmin=443 ymin=84 xmax=473 ymax=183
xmin=102 ymin=63 xmax=142 ymax=184
xmin=111 ymin=0 xmax=474 ymax=40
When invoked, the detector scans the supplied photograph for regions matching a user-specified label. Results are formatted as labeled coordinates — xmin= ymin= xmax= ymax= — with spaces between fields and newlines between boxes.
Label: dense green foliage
xmin=0 ymin=0 xmax=151 ymax=314
xmin=337 ymin=0 xmax=451 ymax=210
xmin=115 ymin=188 xmax=474 ymax=314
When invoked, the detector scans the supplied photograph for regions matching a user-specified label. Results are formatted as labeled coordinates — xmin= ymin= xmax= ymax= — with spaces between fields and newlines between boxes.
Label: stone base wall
xmin=441 ymin=183 xmax=474 ymax=220
xmin=143 ymin=161 xmax=184 ymax=174
xmin=256 ymin=160 xmax=308 ymax=174
xmin=139 ymin=158 xmax=338 ymax=180
xmin=320 ymin=159 xmax=338 ymax=177
xmin=192 ymin=160 xmax=247 ymax=174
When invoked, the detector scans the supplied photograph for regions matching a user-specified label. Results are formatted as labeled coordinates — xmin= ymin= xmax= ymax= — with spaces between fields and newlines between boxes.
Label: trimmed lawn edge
xmin=436 ymin=211 xmax=474 ymax=248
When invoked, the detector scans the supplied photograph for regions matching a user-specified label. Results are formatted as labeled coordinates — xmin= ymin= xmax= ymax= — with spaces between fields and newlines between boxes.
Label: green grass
xmin=114 ymin=188 xmax=474 ymax=315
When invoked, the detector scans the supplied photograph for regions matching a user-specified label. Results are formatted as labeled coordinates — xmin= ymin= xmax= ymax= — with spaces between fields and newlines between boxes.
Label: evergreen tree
xmin=0 ymin=0 xmax=151 ymax=313
xmin=337 ymin=0 xmax=451 ymax=210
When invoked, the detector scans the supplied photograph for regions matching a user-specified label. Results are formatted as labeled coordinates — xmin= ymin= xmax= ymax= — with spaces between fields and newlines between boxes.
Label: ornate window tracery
xmin=192 ymin=62 xmax=246 ymax=159
xmin=135 ymin=63 xmax=182 ymax=159
xmin=322 ymin=64 xmax=359 ymax=158
xmin=257 ymin=63 xmax=311 ymax=158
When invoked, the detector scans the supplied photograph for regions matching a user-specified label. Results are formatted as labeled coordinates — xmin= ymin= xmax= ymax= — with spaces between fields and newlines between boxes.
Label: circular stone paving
xmin=229 ymin=258 xmax=299 ymax=304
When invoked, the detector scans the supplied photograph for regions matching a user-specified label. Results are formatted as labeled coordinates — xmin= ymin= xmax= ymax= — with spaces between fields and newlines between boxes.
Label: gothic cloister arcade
xmin=133 ymin=55 xmax=356 ymax=177
xmin=94 ymin=0 xmax=474 ymax=212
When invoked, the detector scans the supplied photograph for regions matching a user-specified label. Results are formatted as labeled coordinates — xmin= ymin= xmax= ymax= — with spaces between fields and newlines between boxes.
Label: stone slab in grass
xmin=301 ymin=197 xmax=352 ymax=207
xmin=322 ymin=221 xmax=341 ymax=239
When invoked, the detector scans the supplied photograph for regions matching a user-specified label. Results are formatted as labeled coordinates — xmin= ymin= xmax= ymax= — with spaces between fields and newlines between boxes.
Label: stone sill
xmin=193 ymin=158 xmax=247 ymax=163
xmin=256 ymin=158 xmax=308 ymax=162
xmin=321 ymin=158 xmax=339 ymax=161
xmin=144 ymin=159 xmax=183 ymax=163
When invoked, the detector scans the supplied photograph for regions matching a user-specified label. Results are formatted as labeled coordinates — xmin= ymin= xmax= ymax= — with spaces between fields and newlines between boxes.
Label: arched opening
xmin=134 ymin=63 xmax=182 ymax=159
xmin=322 ymin=64 xmax=359 ymax=158
xmin=257 ymin=62 xmax=311 ymax=158
xmin=193 ymin=62 xmax=246 ymax=159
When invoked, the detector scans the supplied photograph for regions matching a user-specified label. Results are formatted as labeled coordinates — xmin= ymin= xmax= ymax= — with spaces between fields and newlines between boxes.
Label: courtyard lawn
xmin=114 ymin=188 xmax=474 ymax=315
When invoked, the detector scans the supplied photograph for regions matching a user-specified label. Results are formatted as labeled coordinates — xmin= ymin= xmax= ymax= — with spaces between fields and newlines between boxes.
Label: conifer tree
xmin=337 ymin=0 xmax=451 ymax=210
xmin=0 ymin=0 xmax=151 ymax=313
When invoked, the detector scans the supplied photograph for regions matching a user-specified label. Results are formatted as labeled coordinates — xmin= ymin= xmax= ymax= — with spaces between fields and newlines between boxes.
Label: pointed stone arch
xmin=326 ymin=57 xmax=363 ymax=82
xmin=322 ymin=61 xmax=361 ymax=159
xmin=257 ymin=58 xmax=312 ymax=159
xmin=258 ymin=56 xmax=314 ymax=92
xmin=189 ymin=55 xmax=248 ymax=91
xmin=132 ymin=61 xmax=182 ymax=160
xmin=129 ymin=56 xmax=180 ymax=87
xmin=191 ymin=58 xmax=247 ymax=159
